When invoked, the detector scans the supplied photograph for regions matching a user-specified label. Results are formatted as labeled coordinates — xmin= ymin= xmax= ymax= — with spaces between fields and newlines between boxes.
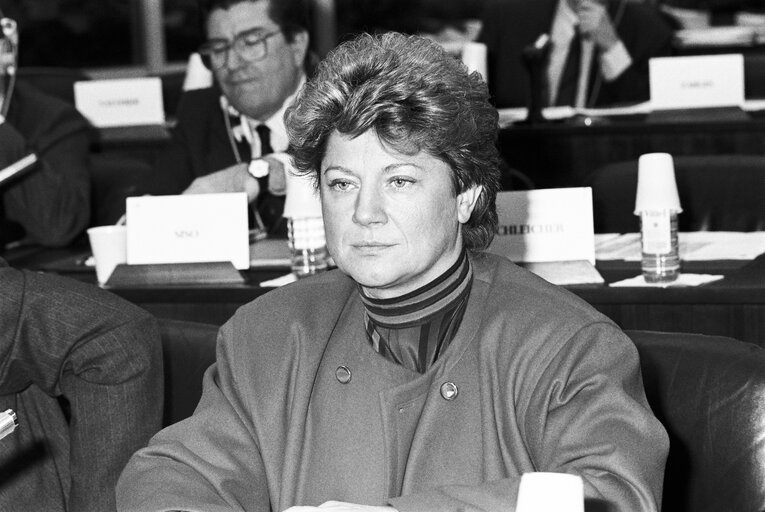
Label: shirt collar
xmin=220 ymin=73 xmax=306 ymax=152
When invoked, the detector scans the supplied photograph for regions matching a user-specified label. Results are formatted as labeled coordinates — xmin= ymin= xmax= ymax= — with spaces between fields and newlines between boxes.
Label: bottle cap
xmin=634 ymin=153 xmax=683 ymax=215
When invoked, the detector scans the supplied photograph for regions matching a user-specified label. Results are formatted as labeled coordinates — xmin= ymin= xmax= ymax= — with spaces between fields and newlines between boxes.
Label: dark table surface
xmin=5 ymin=242 xmax=764 ymax=345
xmin=498 ymin=109 xmax=765 ymax=189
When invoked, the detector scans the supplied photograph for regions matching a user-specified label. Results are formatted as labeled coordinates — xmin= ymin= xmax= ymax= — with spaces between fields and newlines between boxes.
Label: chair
xmin=158 ymin=318 xmax=219 ymax=426
xmin=16 ymin=66 xmax=91 ymax=105
xmin=586 ymin=155 xmax=765 ymax=233
xmin=626 ymin=330 xmax=765 ymax=512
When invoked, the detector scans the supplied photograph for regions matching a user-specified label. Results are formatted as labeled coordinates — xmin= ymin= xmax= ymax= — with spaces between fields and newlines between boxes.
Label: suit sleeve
xmin=116 ymin=320 xmax=272 ymax=512
xmin=389 ymin=322 xmax=669 ymax=512
xmin=0 ymin=261 xmax=164 ymax=510
xmin=0 ymin=104 xmax=92 ymax=247
xmin=599 ymin=4 xmax=674 ymax=105
xmin=143 ymin=92 xmax=208 ymax=196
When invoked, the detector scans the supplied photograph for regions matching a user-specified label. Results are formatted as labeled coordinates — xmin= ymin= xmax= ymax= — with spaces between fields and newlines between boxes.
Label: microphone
xmin=521 ymin=33 xmax=552 ymax=125
xmin=0 ymin=409 xmax=18 ymax=441
xmin=0 ymin=16 xmax=17 ymax=76
xmin=0 ymin=15 xmax=17 ymax=117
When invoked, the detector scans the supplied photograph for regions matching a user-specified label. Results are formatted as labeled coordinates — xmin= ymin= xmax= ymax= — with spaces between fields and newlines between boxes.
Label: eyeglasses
xmin=198 ymin=29 xmax=281 ymax=70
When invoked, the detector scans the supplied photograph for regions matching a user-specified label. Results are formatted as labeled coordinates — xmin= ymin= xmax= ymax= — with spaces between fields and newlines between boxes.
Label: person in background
xmin=144 ymin=0 xmax=311 ymax=236
xmin=0 ymin=7 xmax=92 ymax=248
xmin=117 ymin=32 xmax=668 ymax=512
xmin=479 ymin=0 xmax=674 ymax=108
xmin=0 ymin=257 xmax=163 ymax=511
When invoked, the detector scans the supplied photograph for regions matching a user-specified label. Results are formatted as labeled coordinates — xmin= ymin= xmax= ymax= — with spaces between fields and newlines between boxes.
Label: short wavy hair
xmin=285 ymin=32 xmax=501 ymax=251
xmin=199 ymin=0 xmax=310 ymax=42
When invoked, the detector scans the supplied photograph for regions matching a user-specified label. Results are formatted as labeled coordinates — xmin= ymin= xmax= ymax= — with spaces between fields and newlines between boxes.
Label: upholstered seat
xmin=158 ymin=319 xmax=219 ymax=426
xmin=627 ymin=330 xmax=765 ymax=512
xmin=587 ymin=155 xmax=765 ymax=233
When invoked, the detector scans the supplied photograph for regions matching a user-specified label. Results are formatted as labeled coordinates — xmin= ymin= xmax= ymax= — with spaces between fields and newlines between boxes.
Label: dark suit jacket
xmin=478 ymin=0 xmax=675 ymax=108
xmin=0 ymin=83 xmax=93 ymax=247
xmin=147 ymin=86 xmax=234 ymax=196
xmin=0 ymin=257 xmax=163 ymax=511
xmin=146 ymin=86 xmax=286 ymax=235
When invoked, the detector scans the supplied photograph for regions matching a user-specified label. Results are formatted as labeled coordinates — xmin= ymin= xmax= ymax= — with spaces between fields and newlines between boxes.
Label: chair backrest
xmin=16 ymin=66 xmax=91 ymax=105
xmin=587 ymin=155 xmax=765 ymax=233
xmin=158 ymin=319 xmax=219 ymax=427
xmin=626 ymin=329 xmax=765 ymax=512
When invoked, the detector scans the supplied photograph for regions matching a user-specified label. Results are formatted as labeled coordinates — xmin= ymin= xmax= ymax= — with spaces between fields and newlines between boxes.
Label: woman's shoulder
xmin=226 ymin=269 xmax=355 ymax=331
xmin=471 ymin=251 xmax=611 ymax=327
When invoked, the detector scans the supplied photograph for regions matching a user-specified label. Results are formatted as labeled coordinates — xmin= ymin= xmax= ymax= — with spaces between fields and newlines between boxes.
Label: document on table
xmin=498 ymin=99 xmax=765 ymax=127
xmin=609 ymin=273 xmax=725 ymax=288
xmin=595 ymin=232 xmax=765 ymax=261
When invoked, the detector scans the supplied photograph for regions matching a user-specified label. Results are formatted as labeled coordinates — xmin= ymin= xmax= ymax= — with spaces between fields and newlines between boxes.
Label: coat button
xmin=440 ymin=382 xmax=458 ymax=401
xmin=335 ymin=366 xmax=352 ymax=384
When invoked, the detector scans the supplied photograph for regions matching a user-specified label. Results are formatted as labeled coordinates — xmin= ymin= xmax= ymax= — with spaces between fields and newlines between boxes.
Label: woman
xmin=117 ymin=32 xmax=667 ymax=512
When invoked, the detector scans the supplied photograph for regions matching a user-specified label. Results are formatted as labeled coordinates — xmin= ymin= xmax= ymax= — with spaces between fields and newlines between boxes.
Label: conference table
xmin=92 ymin=109 xmax=765 ymax=195
xmin=5 ymin=242 xmax=764 ymax=348
xmin=497 ymin=107 xmax=765 ymax=189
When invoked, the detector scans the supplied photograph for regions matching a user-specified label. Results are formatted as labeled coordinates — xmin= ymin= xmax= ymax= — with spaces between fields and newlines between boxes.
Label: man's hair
xmin=199 ymin=0 xmax=310 ymax=42
xmin=285 ymin=32 xmax=501 ymax=251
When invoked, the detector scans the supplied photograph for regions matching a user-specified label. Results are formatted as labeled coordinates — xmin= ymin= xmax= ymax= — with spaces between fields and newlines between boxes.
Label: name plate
xmin=649 ymin=54 xmax=744 ymax=110
xmin=74 ymin=77 xmax=165 ymax=127
xmin=126 ymin=193 xmax=250 ymax=270
xmin=487 ymin=188 xmax=595 ymax=264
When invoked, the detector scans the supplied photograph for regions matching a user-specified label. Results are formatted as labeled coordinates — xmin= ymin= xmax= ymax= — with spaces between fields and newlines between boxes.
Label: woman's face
xmin=320 ymin=130 xmax=480 ymax=299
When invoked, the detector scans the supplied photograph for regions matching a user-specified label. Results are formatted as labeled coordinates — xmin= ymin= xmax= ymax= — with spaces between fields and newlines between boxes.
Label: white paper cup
xmin=87 ymin=225 xmax=127 ymax=285
xmin=461 ymin=41 xmax=488 ymax=83
xmin=634 ymin=153 xmax=683 ymax=214
xmin=516 ymin=472 xmax=584 ymax=512
xmin=284 ymin=170 xmax=322 ymax=219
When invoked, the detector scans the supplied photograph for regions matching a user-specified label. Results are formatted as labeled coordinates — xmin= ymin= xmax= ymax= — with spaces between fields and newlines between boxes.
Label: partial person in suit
xmin=0 ymin=9 xmax=93 ymax=248
xmin=144 ymin=0 xmax=311 ymax=236
xmin=117 ymin=32 xmax=668 ymax=512
xmin=0 ymin=257 xmax=163 ymax=511
xmin=479 ymin=0 xmax=675 ymax=108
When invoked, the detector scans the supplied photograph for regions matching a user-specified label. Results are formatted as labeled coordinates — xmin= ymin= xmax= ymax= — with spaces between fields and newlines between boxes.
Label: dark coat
xmin=0 ymin=82 xmax=93 ymax=247
xmin=118 ymin=252 xmax=668 ymax=512
xmin=0 ymin=258 xmax=163 ymax=511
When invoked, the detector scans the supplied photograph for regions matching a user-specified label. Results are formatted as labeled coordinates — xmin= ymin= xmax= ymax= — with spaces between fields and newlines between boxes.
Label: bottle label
xmin=641 ymin=210 xmax=671 ymax=254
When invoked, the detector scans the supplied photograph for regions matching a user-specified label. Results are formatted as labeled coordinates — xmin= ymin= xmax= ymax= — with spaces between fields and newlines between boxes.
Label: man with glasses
xmin=145 ymin=0 xmax=312 ymax=235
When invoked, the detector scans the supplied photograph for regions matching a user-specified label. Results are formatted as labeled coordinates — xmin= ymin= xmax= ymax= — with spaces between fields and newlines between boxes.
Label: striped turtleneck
xmin=360 ymin=249 xmax=473 ymax=374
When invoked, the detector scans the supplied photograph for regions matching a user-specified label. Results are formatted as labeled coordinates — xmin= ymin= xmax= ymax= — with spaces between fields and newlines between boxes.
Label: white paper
xmin=74 ymin=77 xmax=165 ymax=127
xmin=595 ymin=232 xmax=765 ymax=261
xmin=488 ymin=188 xmax=595 ymax=264
xmin=126 ymin=193 xmax=250 ymax=269
xmin=498 ymin=99 xmax=765 ymax=127
xmin=260 ymin=273 xmax=297 ymax=287
xmin=609 ymin=273 xmax=724 ymax=287
xmin=649 ymin=54 xmax=745 ymax=110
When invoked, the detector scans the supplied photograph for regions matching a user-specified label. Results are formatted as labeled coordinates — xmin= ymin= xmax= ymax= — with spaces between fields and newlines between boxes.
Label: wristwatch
xmin=248 ymin=158 xmax=270 ymax=178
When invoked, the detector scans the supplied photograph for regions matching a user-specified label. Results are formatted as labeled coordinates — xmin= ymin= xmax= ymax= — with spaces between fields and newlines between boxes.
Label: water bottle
xmin=639 ymin=209 xmax=679 ymax=283
xmin=287 ymin=216 xmax=328 ymax=278
xmin=634 ymin=153 xmax=682 ymax=284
